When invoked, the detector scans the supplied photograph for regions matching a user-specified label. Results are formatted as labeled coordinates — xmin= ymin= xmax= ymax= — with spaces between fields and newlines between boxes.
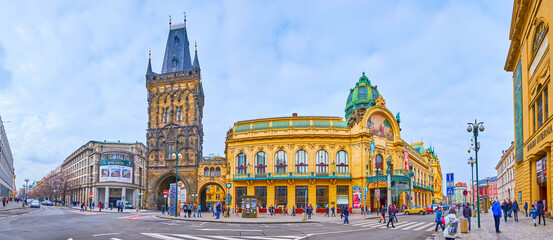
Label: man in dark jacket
xmin=492 ymin=201 xmax=502 ymax=233
xmin=379 ymin=205 xmax=386 ymax=223
xmin=463 ymin=203 xmax=472 ymax=231
xmin=331 ymin=205 xmax=335 ymax=217
xmin=507 ymin=201 xmax=512 ymax=217
xmin=537 ymin=200 xmax=546 ymax=225
xmin=386 ymin=204 xmax=395 ymax=228
xmin=512 ymin=201 xmax=519 ymax=222
xmin=343 ymin=204 xmax=349 ymax=224
xmin=324 ymin=205 xmax=329 ymax=217
xmin=501 ymin=201 xmax=508 ymax=222
xmin=524 ymin=202 xmax=528 ymax=217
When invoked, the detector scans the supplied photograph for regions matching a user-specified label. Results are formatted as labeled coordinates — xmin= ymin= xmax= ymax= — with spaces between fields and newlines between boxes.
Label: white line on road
xmin=400 ymin=222 xmax=426 ymax=230
xmin=171 ymin=234 xmax=213 ymax=240
xmin=413 ymin=222 xmax=435 ymax=231
xmin=93 ymin=233 xmax=120 ymax=237
xmin=110 ymin=238 xmax=122 ymax=240
xmin=142 ymin=233 xmax=184 ymax=240
xmin=197 ymin=229 xmax=262 ymax=232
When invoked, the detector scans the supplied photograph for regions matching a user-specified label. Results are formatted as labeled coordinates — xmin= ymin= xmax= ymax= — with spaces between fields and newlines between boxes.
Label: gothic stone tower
xmin=145 ymin=17 xmax=204 ymax=209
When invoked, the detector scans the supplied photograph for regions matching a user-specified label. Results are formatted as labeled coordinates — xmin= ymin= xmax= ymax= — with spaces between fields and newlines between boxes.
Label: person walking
xmin=324 ymin=205 xmax=329 ymax=217
xmin=80 ymin=202 xmax=85 ymax=212
xmin=512 ymin=201 xmax=519 ymax=222
xmin=435 ymin=207 xmax=444 ymax=232
xmin=308 ymin=204 xmax=313 ymax=219
xmin=343 ymin=204 xmax=349 ymax=224
xmin=99 ymin=202 xmax=102 ymax=212
xmin=463 ymin=203 xmax=472 ymax=231
xmin=531 ymin=204 xmax=537 ymax=226
xmin=162 ymin=204 xmax=165 ymax=214
xmin=393 ymin=205 xmax=398 ymax=223
xmin=291 ymin=206 xmax=295 ymax=216
xmin=188 ymin=202 xmax=192 ymax=217
xmin=524 ymin=201 xmax=528 ymax=217
xmin=197 ymin=204 xmax=202 ymax=217
xmin=443 ymin=207 xmax=460 ymax=240
xmin=386 ymin=204 xmax=395 ymax=228
xmin=215 ymin=202 xmax=221 ymax=219
xmin=379 ymin=205 xmax=386 ymax=223
xmin=507 ymin=200 xmax=512 ymax=218
xmin=501 ymin=201 xmax=508 ymax=222
xmin=492 ymin=201 xmax=502 ymax=233
xmin=2 ymin=197 xmax=6 ymax=207
xmin=537 ymin=200 xmax=546 ymax=225
xmin=331 ymin=205 xmax=335 ymax=217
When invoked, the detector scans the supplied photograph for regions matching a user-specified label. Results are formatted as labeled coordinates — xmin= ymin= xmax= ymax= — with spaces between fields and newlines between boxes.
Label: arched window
xmin=336 ymin=151 xmax=349 ymax=173
xmin=210 ymin=168 xmax=215 ymax=176
xmin=215 ymin=168 xmax=221 ymax=176
xmin=274 ymin=151 xmax=287 ymax=173
xmin=534 ymin=22 xmax=547 ymax=54
xmin=316 ymin=150 xmax=328 ymax=173
xmin=204 ymin=167 xmax=209 ymax=176
xmin=236 ymin=153 xmax=247 ymax=174
xmin=295 ymin=150 xmax=308 ymax=173
xmin=255 ymin=152 xmax=267 ymax=174
xmin=375 ymin=154 xmax=384 ymax=171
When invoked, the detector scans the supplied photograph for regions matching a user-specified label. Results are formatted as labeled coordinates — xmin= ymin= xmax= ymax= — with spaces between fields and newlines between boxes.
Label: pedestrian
xmin=188 ymin=202 xmax=192 ymax=217
xmin=216 ymin=202 xmax=221 ymax=219
xmin=531 ymin=204 xmax=537 ymax=226
xmin=182 ymin=203 xmax=188 ymax=217
xmin=501 ymin=200 xmax=508 ymax=223
xmin=443 ymin=206 xmax=459 ymax=240
xmin=507 ymin=200 xmax=512 ymax=218
xmin=99 ymin=202 xmax=102 ymax=212
xmin=343 ymin=204 xmax=349 ymax=224
xmin=324 ymin=205 xmax=329 ymax=217
xmin=349 ymin=206 xmax=352 ymax=215
xmin=162 ymin=204 xmax=165 ymax=214
xmin=197 ymin=204 xmax=202 ymax=217
xmin=92 ymin=201 xmax=95 ymax=210
xmin=435 ymin=207 xmax=444 ymax=232
xmin=361 ymin=204 xmax=365 ymax=215
xmin=463 ymin=203 xmax=472 ymax=231
xmin=393 ymin=205 xmax=398 ymax=223
xmin=379 ymin=205 xmax=386 ymax=223
xmin=308 ymin=204 xmax=313 ymax=219
xmin=340 ymin=205 xmax=343 ymax=219
xmin=284 ymin=205 xmax=289 ymax=215
xmin=291 ymin=206 xmax=295 ymax=216
xmin=2 ymin=197 xmax=5 ymax=207
xmin=80 ymin=202 xmax=85 ymax=212
xmin=512 ymin=200 xmax=519 ymax=222
xmin=537 ymin=200 xmax=546 ymax=225
xmin=524 ymin=201 xmax=528 ymax=217
xmin=193 ymin=203 xmax=197 ymax=217
xmin=386 ymin=204 xmax=395 ymax=228
xmin=492 ymin=201 xmax=502 ymax=233
xmin=331 ymin=205 xmax=335 ymax=217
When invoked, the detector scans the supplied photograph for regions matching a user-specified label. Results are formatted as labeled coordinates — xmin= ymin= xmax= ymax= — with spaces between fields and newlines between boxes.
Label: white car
xmin=30 ymin=200 xmax=40 ymax=208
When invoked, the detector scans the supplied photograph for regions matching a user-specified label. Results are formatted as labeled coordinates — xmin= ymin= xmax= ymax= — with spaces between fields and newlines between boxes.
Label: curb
xmin=155 ymin=215 xmax=325 ymax=224
xmin=0 ymin=206 xmax=26 ymax=212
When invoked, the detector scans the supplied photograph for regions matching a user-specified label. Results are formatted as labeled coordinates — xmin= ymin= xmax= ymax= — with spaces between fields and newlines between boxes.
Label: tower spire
xmin=184 ymin=12 xmax=186 ymax=27
xmin=169 ymin=15 xmax=172 ymax=29
xmin=146 ymin=50 xmax=153 ymax=75
xmin=192 ymin=40 xmax=200 ymax=69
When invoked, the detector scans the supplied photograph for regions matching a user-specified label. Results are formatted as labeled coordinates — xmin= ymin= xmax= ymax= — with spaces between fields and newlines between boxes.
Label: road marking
xmin=171 ymin=234 xmax=213 ymax=240
xmin=198 ymin=229 xmax=262 ymax=232
xmin=426 ymin=226 xmax=436 ymax=231
xmin=110 ymin=238 xmax=122 ymax=240
xmin=93 ymin=233 xmax=120 ymax=237
xmin=400 ymin=222 xmax=426 ymax=230
xmin=413 ymin=222 xmax=435 ymax=231
xmin=119 ymin=215 xmax=144 ymax=219
xmin=142 ymin=233 xmax=184 ymax=240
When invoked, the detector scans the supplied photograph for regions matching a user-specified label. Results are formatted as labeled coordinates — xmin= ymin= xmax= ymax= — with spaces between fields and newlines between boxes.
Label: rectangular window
xmin=275 ymin=186 xmax=287 ymax=206
xmin=538 ymin=95 xmax=543 ymax=128
xmin=545 ymin=87 xmax=549 ymax=120
xmin=255 ymin=186 xmax=267 ymax=209
xmin=533 ymin=106 xmax=536 ymax=132
xmin=316 ymin=186 xmax=329 ymax=209
xmin=235 ymin=187 xmax=247 ymax=208
xmin=295 ymin=186 xmax=308 ymax=209
xmin=336 ymin=185 xmax=349 ymax=205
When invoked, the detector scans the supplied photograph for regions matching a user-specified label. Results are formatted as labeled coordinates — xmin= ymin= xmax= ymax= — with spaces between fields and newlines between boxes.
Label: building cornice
xmin=505 ymin=0 xmax=531 ymax=71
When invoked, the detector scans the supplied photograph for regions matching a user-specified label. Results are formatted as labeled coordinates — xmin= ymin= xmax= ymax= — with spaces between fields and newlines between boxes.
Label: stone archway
xmin=152 ymin=173 xmax=191 ymax=211
xmin=198 ymin=182 xmax=226 ymax=212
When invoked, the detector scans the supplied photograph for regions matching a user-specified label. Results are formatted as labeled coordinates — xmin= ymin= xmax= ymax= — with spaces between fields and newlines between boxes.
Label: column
xmin=409 ymin=177 xmax=414 ymax=207
xmin=104 ymin=186 xmax=109 ymax=206
xmin=548 ymin=148 xmax=552 ymax=214
xmin=308 ymin=184 xmax=316 ymax=208
xmin=387 ymin=173 xmax=392 ymax=207
xmin=531 ymin=160 xmax=538 ymax=202
xmin=122 ymin=187 xmax=127 ymax=207
xmin=133 ymin=189 xmax=138 ymax=208
xmin=287 ymin=185 xmax=295 ymax=213
xmin=267 ymin=185 xmax=275 ymax=208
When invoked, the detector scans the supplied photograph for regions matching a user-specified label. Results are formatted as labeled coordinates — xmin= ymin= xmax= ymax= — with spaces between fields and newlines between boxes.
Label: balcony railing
xmin=233 ymin=171 xmax=351 ymax=180
xmin=414 ymin=182 xmax=434 ymax=192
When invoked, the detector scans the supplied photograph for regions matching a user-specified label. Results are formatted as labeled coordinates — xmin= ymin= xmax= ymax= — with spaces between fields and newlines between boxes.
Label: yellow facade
xmin=505 ymin=0 xmax=553 ymax=215
xmin=225 ymin=73 xmax=441 ymax=212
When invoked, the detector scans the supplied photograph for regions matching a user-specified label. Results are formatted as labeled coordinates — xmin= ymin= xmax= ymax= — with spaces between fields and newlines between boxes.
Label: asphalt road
xmin=0 ymin=206 xmax=436 ymax=240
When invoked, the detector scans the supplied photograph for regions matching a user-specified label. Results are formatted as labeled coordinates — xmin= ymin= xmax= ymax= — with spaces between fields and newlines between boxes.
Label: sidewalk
xmin=157 ymin=211 xmax=383 ymax=224
xmin=64 ymin=205 xmax=152 ymax=214
xmin=432 ymin=211 xmax=553 ymax=240
xmin=0 ymin=201 xmax=26 ymax=211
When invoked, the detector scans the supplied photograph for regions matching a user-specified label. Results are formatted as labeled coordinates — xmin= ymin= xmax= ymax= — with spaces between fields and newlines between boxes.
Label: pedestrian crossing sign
xmin=447 ymin=187 xmax=454 ymax=196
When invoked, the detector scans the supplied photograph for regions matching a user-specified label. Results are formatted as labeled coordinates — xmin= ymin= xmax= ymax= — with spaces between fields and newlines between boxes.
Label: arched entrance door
xmin=155 ymin=174 xmax=188 ymax=211
xmin=199 ymin=183 xmax=225 ymax=212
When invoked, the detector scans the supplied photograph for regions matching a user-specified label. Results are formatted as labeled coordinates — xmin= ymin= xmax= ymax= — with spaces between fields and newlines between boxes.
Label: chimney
xmin=292 ymin=113 xmax=298 ymax=117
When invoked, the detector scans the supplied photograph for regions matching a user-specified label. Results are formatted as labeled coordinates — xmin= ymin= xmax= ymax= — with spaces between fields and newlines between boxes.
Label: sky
xmin=0 ymin=0 xmax=514 ymax=195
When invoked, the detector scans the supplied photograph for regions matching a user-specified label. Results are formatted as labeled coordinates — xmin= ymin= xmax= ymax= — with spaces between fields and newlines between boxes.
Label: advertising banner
xmin=352 ymin=186 xmax=361 ymax=208
xmin=99 ymin=159 xmax=133 ymax=183
xmin=404 ymin=150 xmax=409 ymax=170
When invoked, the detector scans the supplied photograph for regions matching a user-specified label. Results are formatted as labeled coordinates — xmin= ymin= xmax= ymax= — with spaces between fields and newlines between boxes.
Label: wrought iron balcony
xmin=232 ymin=171 xmax=351 ymax=180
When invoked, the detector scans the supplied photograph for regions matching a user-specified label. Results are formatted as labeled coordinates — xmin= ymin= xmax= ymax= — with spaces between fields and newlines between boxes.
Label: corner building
xmin=505 ymin=0 xmax=553 ymax=215
xmin=226 ymin=73 xmax=442 ymax=213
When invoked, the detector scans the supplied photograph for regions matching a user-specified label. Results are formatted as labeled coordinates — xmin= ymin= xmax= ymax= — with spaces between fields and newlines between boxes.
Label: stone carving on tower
xmin=145 ymin=15 xmax=204 ymax=209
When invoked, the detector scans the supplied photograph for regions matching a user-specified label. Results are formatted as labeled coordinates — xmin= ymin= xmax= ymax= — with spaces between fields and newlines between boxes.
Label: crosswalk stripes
xmin=334 ymin=220 xmax=436 ymax=232
xmin=142 ymin=233 xmax=305 ymax=240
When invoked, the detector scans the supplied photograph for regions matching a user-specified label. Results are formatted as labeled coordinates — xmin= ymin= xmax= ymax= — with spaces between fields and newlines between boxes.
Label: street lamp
xmin=374 ymin=167 xmax=381 ymax=216
xmin=467 ymin=157 xmax=475 ymax=205
xmin=172 ymin=152 xmax=182 ymax=218
xmin=89 ymin=175 xmax=94 ymax=209
xmin=24 ymin=178 xmax=29 ymax=205
xmin=467 ymin=119 xmax=484 ymax=228
xmin=386 ymin=157 xmax=392 ymax=207
xmin=408 ymin=162 xmax=414 ymax=208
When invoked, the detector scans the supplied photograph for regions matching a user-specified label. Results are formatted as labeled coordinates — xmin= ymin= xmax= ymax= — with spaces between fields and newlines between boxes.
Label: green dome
xmin=345 ymin=72 xmax=381 ymax=121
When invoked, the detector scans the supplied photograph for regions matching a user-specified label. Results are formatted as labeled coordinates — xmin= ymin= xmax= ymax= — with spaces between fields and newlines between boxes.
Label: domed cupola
xmin=345 ymin=72 xmax=381 ymax=121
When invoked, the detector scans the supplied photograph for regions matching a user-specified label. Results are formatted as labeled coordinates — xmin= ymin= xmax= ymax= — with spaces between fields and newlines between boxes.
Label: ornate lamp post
xmin=467 ymin=157 xmax=475 ymax=205
xmin=374 ymin=167 xmax=381 ymax=215
xmin=467 ymin=119 xmax=484 ymax=228
xmin=172 ymin=152 xmax=182 ymax=217
xmin=386 ymin=157 xmax=392 ymax=207
xmin=408 ymin=162 xmax=414 ymax=208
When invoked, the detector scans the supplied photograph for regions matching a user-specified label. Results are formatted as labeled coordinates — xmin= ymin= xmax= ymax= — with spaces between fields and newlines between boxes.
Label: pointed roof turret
xmin=146 ymin=50 xmax=153 ymax=75
xmin=192 ymin=41 xmax=200 ymax=69
xmin=161 ymin=14 xmax=192 ymax=74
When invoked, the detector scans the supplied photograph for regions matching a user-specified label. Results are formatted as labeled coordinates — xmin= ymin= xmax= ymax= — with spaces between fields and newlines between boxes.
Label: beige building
xmin=496 ymin=142 xmax=515 ymax=202
xmin=61 ymin=141 xmax=147 ymax=208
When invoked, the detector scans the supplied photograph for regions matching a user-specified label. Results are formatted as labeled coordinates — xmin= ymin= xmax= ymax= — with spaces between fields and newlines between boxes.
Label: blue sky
xmin=0 ymin=0 xmax=514 ymax=194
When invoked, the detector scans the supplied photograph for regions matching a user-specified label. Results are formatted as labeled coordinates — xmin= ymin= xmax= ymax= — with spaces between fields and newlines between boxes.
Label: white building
xmin=61 ymin=141 xmax=146 ymax=208
xmin=496 ymin=142 xmax=515 ymax=202
xmin=0 ymin=115 xmax=14 ymax=198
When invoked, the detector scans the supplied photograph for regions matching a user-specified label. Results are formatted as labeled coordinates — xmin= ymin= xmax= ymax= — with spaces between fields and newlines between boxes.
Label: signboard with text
xmin=99 ymin=159 xmax=133 ymax=183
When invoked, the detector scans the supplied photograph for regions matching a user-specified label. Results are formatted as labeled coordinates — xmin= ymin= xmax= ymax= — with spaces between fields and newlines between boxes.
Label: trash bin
xmin=460 ymin=218 xmax=468 ymax=233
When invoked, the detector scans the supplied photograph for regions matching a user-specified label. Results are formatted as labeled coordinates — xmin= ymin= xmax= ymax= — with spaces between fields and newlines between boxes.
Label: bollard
xmin=302 ymin=212 xmax=306 ymax=221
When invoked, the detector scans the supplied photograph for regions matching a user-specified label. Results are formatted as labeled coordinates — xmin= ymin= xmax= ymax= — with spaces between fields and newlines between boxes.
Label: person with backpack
xmin=524 ymin=201 xmax=528 ymax=217
xmin=501 ymin=200 xmax=508 ymax=222
xmin=443 ymin=206 xmax=459 ymax=240
xmin=324 ymin=205 xmax=329 ymax=217
xmin=435 ymin=207 xmax=444 ymax=232
xmin=463 ymin=203 xmax=472 ymax=231
xmin=386 ymin=204 xmax=395 ymax=228
xmin=537 ymin=200 xmax=546 ymax=225
xmin=530 ymin=204 xmax=538 ymax=226
xmin=343 ymin=204 xmax=349 ymax=224
xmin=492 ymin=201 xmax=502 ymax=233
xmin=512 ymin=200 xmax=519 ymax=222
xmin=182 ymin=203 xmax=188 ymax=218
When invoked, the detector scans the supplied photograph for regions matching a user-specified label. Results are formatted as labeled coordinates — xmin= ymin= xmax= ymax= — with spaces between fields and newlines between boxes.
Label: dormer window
xmin=172 ymin=57 xmax=178 ymax=67
xmin=174 ymin=36 xmax=180 ymax=45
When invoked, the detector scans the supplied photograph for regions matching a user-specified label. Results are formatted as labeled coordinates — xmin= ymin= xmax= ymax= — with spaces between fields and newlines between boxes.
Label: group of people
xmin=2 ymin=197 xmax=11 ymax=207
xmin=377 ymin=204 xmax=399 ymax=228
xmin=162 ymin=202 xmax=226 ymax=219
xmin=492 ymin=200 xmax=546 ymax=232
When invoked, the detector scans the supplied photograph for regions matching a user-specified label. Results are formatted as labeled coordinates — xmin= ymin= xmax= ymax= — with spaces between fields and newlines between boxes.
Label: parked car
xmin=404 ymin=206 xmax=426 ymax=215
xmin=43 ymin=200 xmax=53 ymax=206
xmin=30 ymin=200 xmax=40 ymax=208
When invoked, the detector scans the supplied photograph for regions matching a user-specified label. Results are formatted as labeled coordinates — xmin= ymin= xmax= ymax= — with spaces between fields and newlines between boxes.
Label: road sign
xmin=364 ymin=187 xmax=368 ymax=200
xmin=446 ymin=173 xmax=454 ymax=196
xmin=164 ymin=194 xmax=167 ymax=198
xmin=89 ymin=191 xmax=93 ymax=196
xmin=163 ymin=190 xmax=168 ymax=196
xmin=226 ymin=183 xmax=232 ymax=189
xmin=447 ymin=187 xmax=454 ymax=196
xmin=463 ymin=190 xmax=468 ymax=196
